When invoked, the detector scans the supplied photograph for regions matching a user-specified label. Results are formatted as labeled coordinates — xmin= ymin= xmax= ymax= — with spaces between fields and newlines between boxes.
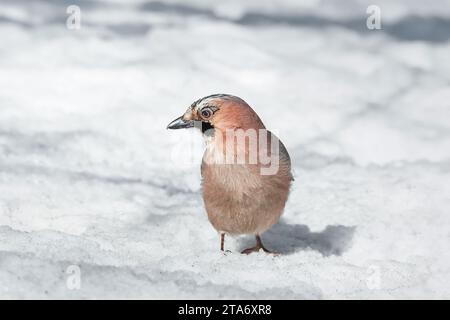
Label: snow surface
xmin=0 ymin=0 xmax=450 ymax=299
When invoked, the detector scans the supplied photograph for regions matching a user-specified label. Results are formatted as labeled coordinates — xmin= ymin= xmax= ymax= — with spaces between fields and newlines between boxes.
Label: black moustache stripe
xmin=201 ymin=122 xmax=214 ymax=134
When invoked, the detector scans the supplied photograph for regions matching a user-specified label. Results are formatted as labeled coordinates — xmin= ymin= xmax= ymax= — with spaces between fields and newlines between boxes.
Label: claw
xmin=241 ymin=235 xmax=279 ymax=255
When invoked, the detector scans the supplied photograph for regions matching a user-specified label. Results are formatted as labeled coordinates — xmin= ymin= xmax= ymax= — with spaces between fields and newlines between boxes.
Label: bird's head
xmin=167 ymin=94 xmax=265 ymax=134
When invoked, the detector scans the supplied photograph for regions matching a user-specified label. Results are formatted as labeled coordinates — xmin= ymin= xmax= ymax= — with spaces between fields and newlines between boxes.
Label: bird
xmin=167 ymin=94 xmax=293 ymax=254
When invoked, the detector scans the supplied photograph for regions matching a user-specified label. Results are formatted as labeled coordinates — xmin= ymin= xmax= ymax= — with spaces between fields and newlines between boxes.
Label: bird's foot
xmin=222 ymin=250 xmax=233 ymax=256
xmin=241 ymin=246 xmax=279 ymax=255
xmin=241 ymin=235 xmax=280 ymax=255
xmin=241 ymin=246 xmax=261 ymax=254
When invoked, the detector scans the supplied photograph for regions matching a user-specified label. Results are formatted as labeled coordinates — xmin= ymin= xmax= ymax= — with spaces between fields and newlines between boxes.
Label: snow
xmin=1 ymin=0 xmax=450 ymax=299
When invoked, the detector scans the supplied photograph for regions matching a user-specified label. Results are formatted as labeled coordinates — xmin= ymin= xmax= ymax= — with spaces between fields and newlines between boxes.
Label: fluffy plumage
xmin=168 ymin=94 xmax=293 ymax=254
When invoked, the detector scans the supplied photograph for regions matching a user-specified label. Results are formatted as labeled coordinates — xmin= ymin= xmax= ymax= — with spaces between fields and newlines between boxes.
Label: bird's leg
xmin=256 ymin=235 xmax=272 ymax=253
xmin=220 ymin=233 xmax=232 ymax=254
xmin=241 ymin=235 xmax=278 ymax=255
xmin=220 ymin=233 xmax=225 ymax=251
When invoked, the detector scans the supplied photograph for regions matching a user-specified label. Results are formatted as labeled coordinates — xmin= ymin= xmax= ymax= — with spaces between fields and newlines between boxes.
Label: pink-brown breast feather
xmin=201 ymin=128 xmax=292 ymax=235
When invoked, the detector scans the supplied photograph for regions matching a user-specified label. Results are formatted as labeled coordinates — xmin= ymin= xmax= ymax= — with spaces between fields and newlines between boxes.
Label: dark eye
xmin=201 ymin=108 xmax=213 ymax=119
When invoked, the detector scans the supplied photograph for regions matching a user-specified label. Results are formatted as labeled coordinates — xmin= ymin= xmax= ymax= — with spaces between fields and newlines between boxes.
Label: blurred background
xmin=0 ymin=0 xmax=449 ymax=299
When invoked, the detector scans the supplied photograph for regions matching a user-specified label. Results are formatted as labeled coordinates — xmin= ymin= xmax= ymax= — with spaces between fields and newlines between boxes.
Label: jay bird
xmin=168 ymin=94 xmax=293 ymax=254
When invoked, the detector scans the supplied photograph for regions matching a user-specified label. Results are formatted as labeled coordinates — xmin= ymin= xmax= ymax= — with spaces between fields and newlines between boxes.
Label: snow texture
xmin=0 ymin=0 xmax=450 ymax=299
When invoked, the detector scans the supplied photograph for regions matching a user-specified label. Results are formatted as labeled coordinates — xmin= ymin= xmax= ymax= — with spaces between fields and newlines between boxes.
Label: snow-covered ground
xmin=0 ymin=0 xmax=449 ymax=299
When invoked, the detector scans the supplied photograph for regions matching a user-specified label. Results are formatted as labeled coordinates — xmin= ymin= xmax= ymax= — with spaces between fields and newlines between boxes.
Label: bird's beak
xmin=167 ymin=116 xmax=195 ymax=130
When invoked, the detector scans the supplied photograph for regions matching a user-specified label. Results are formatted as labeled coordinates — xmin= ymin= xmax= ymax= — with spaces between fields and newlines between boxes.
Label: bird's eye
xmin=201 ymin=108 xmax=213 ymax=119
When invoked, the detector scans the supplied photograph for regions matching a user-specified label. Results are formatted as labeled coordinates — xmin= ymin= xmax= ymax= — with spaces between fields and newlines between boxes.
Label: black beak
xmin=167 ymin=116 xmax=195 ymax=130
